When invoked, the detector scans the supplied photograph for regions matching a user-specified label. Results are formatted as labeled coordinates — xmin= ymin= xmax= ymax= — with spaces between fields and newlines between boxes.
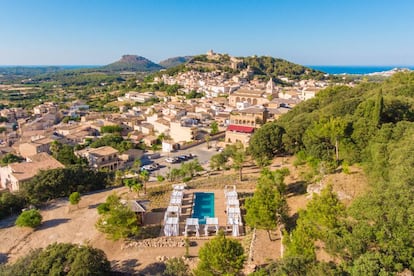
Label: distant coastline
xmin=308 ymin=65 xmax=414 ymax=75
xmin=2 ymin=64 xmax=414 ymax=76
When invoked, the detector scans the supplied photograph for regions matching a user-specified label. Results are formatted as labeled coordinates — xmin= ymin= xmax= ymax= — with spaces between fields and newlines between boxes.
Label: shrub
xmin=16 ymin=209 xmax=42 ymax=228
xmin=164 ymin=257 xmax=190 ymax=276
xmin=194 ymin=230 xmax=245 ymax=275
xmin=69 ymin=192 xmax=81 ymax=206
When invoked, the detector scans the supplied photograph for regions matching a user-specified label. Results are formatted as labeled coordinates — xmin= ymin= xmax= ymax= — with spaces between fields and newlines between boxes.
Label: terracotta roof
xmin=76 ymin=146 xmax=119 ymax=157
xmin=9 ymin=153 xmax=64 ymax=182
xmin=227 ymin=125 xmax=255 ymax=133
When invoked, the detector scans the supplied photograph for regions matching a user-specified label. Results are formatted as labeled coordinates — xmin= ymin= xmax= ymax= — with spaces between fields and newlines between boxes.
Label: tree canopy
xmin=248 ymin=123 xmax=285 ymax=166
xmin=0 ymin=243 xmax=111 ymax=275
xmin=15 ymin=209 xmax=42 ymax=228
xmin=195 ymin=231 xmax=245 ymax=275
xmin=245 ymin=168 xmax=289 ymax=238
xmin=257 ymin=72 xmax=414 ymax=274
xmin=22 ymin=165 xmax=109 ymax=204
xmin=95 ymin=193 xmax=139 ymax=240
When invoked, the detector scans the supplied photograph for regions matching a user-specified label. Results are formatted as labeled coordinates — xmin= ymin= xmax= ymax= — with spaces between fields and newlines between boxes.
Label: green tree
xmin=140 ymin=169 xmax=150 ymax=194
xmin=209 ymin=153 xmax=228 ymax=172
xmin=195 ymin=231 xmax=245 ymax=275
xmin=0 ymin=153 xmax=24 ymax=166
xmin=96 ymin=193 xmax=139 ymax=240
xmin=303 ymin=117 xmax=348 ymax=164
xmin=248 ymin=122 xmax=285 ymax=167
xmin=123 ymin=177 xmax=143 ymax=195
xmin=50 ymin=140 xmax=62 ymax=159
xmin=225 ymin=143 xmax=246 ymax=181
xmin=132 ymin=158 xmax=141 ymax=172
xmin=23 ymin=165 xmax=109 ymax=204
xmin=100 ymin=125 xmax=123 ymax=134
xmin=251 ymin=256 xmax=336 ymax=276
xmin=210 ymin=121 xmax=219 ymax=135
xmin=0 ymin=243 xmax=111 ymax=275
xmin=205 ymin=134 xmax=211 ymax=149
xmin=245 ymin=169 xmax=289 ymax=240
xmin=0 ymin=191 xmax=26 ymax=219
xmin=50 ymin=141 xmax=84 ymax=165
xmin=373 ymin=89 xmax=384 ymax=127
xmin=284 ymin=185 xmax=345 ymax=261
xmin=16 ymin=209 xmax=42 ymax=228
xmin=180 ymin=159 xmax=204 ymax=179
xmin=164 ymin=257 xmax=190 ymax=276
xmin=68 ymin=191 xmax=81 ymax=209
xmin=167 ymin=168 xmax=182 ymax=182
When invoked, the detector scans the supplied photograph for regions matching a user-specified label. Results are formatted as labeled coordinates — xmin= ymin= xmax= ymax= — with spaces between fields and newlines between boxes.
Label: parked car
xmin=177 ymin=155 xmax=188 ymax=161
xmin=165 ymin=157 xmax=180 ymax=163
xmin=141 ymin=163 xmax=160 ymax=171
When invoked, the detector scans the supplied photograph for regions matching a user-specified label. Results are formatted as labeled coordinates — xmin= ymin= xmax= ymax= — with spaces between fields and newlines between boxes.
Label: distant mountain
xmin=159 ymin=56 xmax=192 ymax=68
xmin=102 ymin=55 xmax=163 ymax=72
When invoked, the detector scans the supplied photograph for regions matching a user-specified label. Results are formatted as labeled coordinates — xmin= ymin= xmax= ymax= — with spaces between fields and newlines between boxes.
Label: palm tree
xmin=232 ymin=150 xmax=246 ymax=181
xmin=140 ymin=170 xmax=150 ymax=194
xmin=205 ymin=134 xmax=211 ymax=149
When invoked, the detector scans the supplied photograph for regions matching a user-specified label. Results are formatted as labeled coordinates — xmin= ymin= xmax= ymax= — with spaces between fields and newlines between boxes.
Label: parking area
xmin=140 ymin=142 xmax=221 ymax=178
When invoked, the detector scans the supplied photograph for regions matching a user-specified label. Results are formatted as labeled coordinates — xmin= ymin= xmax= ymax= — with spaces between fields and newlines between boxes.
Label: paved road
xmin=146 ymin=142 xmax=220 ymax=178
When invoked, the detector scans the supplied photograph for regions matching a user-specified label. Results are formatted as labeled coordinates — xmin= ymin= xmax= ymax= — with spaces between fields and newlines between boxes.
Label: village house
xmin=0 ymin=152 xmax=64 ymax=192
xmin=268 ymin=97 xmax=300 ymax=109
xmin=33 ymin=102 xmax=58 ymax=115
xmin=118 ymin=91 xmax=158 ymax=103
xmin=300 ymin=87 xmax=321 ymax=101
xmin=228 ymin=89 xmax=270 ymax=107
xmin=225 ymin=106 xmax=268 ymax=147
xmin=18 ymin=136 xmax=53 ymax=158
xmin=119 ymin=148 xmax=144 ymax=167
xmin=0 ymin=109 xmax=17 ymax=123
xmin=135 ymin=123 xmax=155 ymax=135
xmin=21 ymin=113 xmax=59 ymax=131
xmin=55 ymin=124 xmax=98 ymax=145
xmin=142 ymin=135 xmax=158 ymax=147
xmin=68 ymin=100 xmax=89 ymax=117
xmin=169 ymin=121 xmax=198 ymax=143
xmin=75 ymin=146 xmax=122 ymax=171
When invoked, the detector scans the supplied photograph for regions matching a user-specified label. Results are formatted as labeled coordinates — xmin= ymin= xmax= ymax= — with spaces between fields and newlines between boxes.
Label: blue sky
xmin=1 ymin=0 xmax=413 ymax=65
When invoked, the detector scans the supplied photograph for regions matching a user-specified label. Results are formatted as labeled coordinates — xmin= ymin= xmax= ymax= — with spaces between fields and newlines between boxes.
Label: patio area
xmin=161 ymin=184 xmax=244 ymax=238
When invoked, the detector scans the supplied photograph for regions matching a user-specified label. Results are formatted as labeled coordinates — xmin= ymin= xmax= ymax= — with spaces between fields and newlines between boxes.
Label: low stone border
xmin=123 ymin=237 xmax=186 ymax=249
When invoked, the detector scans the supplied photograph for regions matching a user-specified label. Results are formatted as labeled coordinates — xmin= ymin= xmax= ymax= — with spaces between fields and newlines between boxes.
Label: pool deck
xmin=166 ymin=188 xmax=242 ymax=237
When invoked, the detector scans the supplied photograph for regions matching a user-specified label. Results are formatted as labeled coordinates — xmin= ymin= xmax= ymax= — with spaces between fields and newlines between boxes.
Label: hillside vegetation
xmin=159 ymin=56 xmax=192 ymax=68
xmin=102 ymin=55 xmax=163 ymax=72
xmin=249 ymin=72 xmax=414 ymax=274
xmin=161 ymin=54 xmax=331 ymax=81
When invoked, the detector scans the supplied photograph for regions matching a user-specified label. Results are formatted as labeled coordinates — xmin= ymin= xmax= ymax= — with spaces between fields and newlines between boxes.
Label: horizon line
xmin=1 ymin=64 xmax=414 ymax=67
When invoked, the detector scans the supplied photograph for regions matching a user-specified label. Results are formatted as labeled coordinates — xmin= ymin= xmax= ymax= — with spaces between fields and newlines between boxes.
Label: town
xmin=0 ymin=50 xmax=412 ymax=275
xmin=0 ymin=51 xmax=337 ymax=192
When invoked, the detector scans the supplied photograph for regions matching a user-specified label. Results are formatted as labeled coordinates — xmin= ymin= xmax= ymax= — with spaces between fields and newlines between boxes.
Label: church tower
xmin=266 ymin=77 xmax=276 ymax=94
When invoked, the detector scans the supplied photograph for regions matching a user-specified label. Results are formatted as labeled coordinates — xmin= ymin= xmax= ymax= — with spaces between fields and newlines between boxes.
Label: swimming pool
xmin=192 ymin=192 xmax=215 ymax=224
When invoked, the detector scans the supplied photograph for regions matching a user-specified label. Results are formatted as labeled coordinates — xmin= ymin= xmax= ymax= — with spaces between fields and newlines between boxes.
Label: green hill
xmin=162 ymin=53 xmax=328 ymax=81
xmin=159 ymin=56 xmax=192 ymax=68
xmin=102 ymin=55 xmax=163 ymax=72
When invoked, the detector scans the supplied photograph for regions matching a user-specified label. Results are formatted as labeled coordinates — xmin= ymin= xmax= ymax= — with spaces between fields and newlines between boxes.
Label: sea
xmin=308 ymin=65 xmax=414 ymax=75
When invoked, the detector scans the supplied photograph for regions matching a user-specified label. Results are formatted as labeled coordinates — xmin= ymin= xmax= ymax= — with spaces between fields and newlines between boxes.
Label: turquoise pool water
xmin=192 ymin=192 xmax=215 ymax=224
